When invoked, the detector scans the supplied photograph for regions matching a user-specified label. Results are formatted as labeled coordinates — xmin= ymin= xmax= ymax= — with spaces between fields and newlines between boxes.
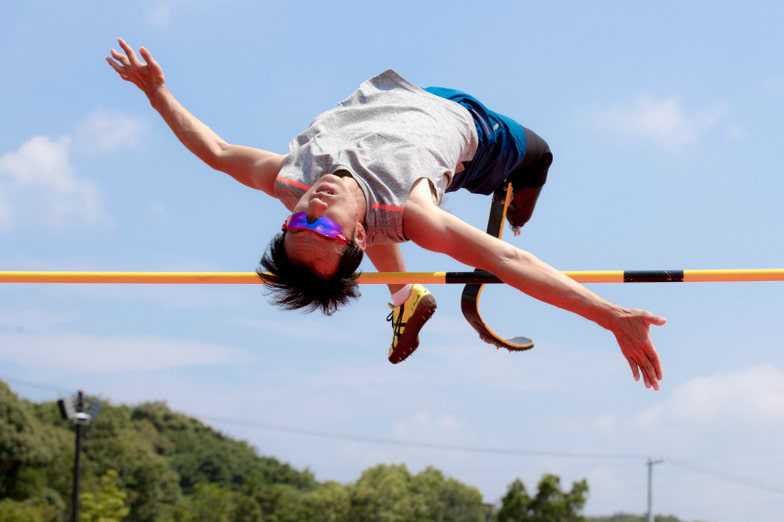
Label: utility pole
xmin=58 ymin=390 xmax=101 ymax=522
xmin=647 ymin=457 xmax=664 ymax=522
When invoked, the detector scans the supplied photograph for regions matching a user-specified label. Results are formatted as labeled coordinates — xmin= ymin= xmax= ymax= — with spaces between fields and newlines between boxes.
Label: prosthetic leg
xmin=460 ymin=182 xmax=535 ymax=351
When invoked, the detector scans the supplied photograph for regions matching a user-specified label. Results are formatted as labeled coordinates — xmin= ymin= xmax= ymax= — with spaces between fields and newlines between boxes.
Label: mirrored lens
xmin=284 ymin=213 xmax=345 ymax=240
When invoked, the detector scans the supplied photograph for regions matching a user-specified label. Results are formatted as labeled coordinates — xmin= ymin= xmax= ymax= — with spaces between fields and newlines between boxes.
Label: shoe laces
xmin=386 ymin=306 xmax=405 ymax=341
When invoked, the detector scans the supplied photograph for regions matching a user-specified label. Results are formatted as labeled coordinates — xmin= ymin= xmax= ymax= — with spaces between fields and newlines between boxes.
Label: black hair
xmin=257 ymin=232 xmax=364 ymax=315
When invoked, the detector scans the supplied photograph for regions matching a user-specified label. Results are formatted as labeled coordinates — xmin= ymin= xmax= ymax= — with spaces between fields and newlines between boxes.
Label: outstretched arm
xmin=106 ymin=38 xmax=285 ymax=196
xmin=404 ymin=186 xmax=666 ymax=390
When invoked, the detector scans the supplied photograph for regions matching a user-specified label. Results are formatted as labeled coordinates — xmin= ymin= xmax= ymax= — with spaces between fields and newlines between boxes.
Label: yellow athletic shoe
xmin=386 ymin=284 xmax=437 ymax=364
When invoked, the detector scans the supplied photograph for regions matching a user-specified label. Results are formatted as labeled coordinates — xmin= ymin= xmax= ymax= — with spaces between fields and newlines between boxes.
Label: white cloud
xmin=147 ymin=3 xmax=173 ymax=27
xmin=0 ymin=332 xmax=253 ymax=372
xmin=727 ymin=125 xmax=746 ymax=139
xmin=145 ymin=201 xmax=173 ymax=224
xmin=392 ymin=410 xmax=466 ymax=440
xmin=592 ymin=92 xmax=727 ymax=150
xmin=0 ymin=193 xmax=11 ymax=229
xmin=0 ymin=109 xmax=145 ymax=229
xmin=145 ymin=0 xmax=214 ymax=28
xmin=75 ymin=109 xmax=146 ymax=153
xmin=761 ymin=74 xmax=784 ymax=93
xmin=1 ymin=136 xmax=73 ymax=190
xmin=0 ymin=135 xmax=104 ymax=225
xmin=559 ymin=365 xmax=784 ymax=465
xmin=635 ymin=365 xmax=784 ymax=427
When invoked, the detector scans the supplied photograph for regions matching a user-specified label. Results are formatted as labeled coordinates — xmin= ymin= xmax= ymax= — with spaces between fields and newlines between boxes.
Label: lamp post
xmin=58 ymin=390 xmax=101 ymax=522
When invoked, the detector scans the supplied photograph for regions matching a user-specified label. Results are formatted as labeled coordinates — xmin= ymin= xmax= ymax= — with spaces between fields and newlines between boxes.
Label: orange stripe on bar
xmin=683 ymin=268 xmax=784 ymax=282
xmin=0 ymin=269 xmax=783 ymax=285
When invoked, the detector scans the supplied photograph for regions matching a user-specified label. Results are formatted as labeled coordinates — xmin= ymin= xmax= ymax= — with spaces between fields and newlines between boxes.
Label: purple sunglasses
xmin=282 ymin=212 xmax=350 ymax=244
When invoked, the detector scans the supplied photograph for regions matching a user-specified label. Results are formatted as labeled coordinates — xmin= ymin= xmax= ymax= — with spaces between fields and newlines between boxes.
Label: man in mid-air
xmin=107 ymin=38 xmax=666 ymax=390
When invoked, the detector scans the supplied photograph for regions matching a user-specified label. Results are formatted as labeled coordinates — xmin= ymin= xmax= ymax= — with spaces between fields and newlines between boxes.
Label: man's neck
xmin=338 ymin=171 xmax=367 ymax=224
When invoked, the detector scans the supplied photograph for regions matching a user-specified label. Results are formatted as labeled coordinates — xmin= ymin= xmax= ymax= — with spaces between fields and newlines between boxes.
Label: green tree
xmin=188 ymin=483 xmax=234 ymax=522
xmin=130 ymin=402 xmax=316 ymax=494
xmin=0 ymin=382 xmax=53 ymax=497
xmin=530 ymin=474 xmax=588 ymax=522
xmin=410 ymin=466 xmax=485 ymax=522
xmin=0 ymin=387 xmax=69 ymax=517
xmin=0 ymin=497 xmax=57 ymax=522
xmin=299 ymin=481 xmax=351 ymax=522
xmin=29 ymin=401 xmax=76 ymax=509
xmin=1 ymin=380 xmax=519 ymax=522
xmin=348 ymin=464 xmax=485 ymax=522
xmin=587 ymin=515 xmax=699 ymax=522
xmin=248 ymin=483 xmax=304 ymax=522
xmin=498 ymin=474 xmax=589 ymax=522
xmin=349 ymin=464 xmax=426 ymax=521
xmin=80 ymin=406 xmax=181 ymax=522
xmin=79 ymin=469 xmax=130 ymax=522
xmin=230 ymin=493 xmax=263 ymax=522
xmin=497 ymin=479 xmax=532 ymax=522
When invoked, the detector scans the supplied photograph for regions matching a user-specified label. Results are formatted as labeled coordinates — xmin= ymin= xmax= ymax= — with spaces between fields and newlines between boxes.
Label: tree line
xmin=1 ymin=380 xmax=694 ymax=521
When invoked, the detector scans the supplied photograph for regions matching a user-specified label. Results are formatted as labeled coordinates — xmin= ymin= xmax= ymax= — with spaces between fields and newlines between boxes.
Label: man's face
xmin=283 ymin=173 xmax=366 ymax=278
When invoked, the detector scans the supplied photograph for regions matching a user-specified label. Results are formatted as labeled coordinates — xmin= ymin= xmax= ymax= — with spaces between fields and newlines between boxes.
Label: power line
xmin=0 ymin=375 xmax=645 ymax=461
xmin=4 ymin=375 xmax=784 ymax=496
xmin=202 ymin=414 xmax=646 ymax=461
xmin=667 ymin=459 xmax=784 ymax=496
xmin=2 ymin=376 xmax=64 ymax=395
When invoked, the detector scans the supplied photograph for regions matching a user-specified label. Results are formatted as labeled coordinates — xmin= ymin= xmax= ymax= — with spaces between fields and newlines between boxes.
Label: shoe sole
xmin=388 ymin=294 xmax=437 ymax=364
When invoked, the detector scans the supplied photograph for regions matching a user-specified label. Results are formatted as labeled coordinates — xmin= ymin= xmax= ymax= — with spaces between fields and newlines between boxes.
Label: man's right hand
xmin=606 ymin=309 xmax=666 ymax=390
xmin=104 ymin=37 xmax=285 ymax=197
xmin=106 ymin=38 xmax=165 ymax=99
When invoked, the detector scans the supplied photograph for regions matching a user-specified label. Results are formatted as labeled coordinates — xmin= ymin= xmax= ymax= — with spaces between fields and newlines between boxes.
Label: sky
xmin=1 ymin=1 xmax=783 ymax=520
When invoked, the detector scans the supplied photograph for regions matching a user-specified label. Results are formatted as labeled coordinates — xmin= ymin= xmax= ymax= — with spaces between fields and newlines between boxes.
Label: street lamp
xmin=58 ymin=390 xmax=101 ymax=522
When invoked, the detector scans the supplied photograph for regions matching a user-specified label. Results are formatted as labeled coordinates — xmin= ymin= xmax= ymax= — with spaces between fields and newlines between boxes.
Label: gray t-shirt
xmin=274 ymin=69 xmax=478 ymax=245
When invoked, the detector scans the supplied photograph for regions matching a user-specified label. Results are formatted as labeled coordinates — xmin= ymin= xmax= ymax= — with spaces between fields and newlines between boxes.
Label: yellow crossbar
xmin=0 ymin=269 xmax=783 ymax=285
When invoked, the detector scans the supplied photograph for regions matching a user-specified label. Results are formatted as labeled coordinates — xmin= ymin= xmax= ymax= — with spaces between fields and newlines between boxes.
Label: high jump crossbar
xmin=1 ymin=269 xmax=783 ymax=285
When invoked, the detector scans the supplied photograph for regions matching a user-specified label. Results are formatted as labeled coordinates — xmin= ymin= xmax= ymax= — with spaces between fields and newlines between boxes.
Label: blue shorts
xmin=425 ymin=86 xmax=531 ymax=195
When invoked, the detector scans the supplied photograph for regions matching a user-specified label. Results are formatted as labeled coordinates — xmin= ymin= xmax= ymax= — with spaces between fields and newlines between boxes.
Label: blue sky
xmin=2 ymin=1 xmax=783 ymax=520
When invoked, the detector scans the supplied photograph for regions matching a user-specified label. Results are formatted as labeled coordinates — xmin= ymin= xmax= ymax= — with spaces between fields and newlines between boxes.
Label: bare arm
xmin=403 ymin=183 xmax=666 ymax=390
xmin=106 ymin=38 xmax=285 ymax=196
xmin=365 ymin=243 xmax=408 ymax=295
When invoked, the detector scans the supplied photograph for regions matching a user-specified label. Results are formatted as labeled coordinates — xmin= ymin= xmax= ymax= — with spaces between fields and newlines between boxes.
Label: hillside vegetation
xmin=1 ymin=381 xmax=696 ymax=522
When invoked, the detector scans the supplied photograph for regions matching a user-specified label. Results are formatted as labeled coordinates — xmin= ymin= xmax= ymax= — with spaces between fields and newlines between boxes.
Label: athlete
xmin=107 ymin=38 xmax=666 ymax=390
